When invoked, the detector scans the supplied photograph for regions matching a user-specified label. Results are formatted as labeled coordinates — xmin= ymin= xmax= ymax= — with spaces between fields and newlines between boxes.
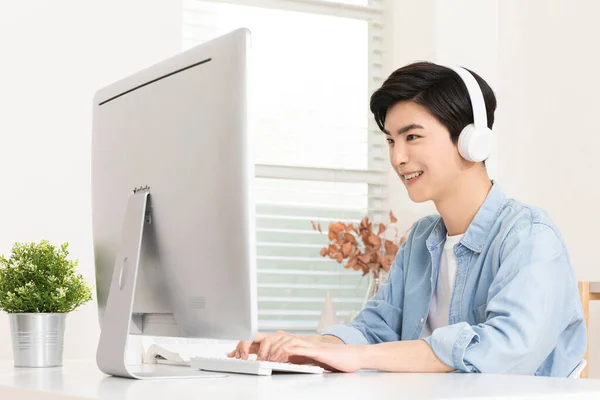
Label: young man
xmin=228 ymin=62 xmax=587 ymax=377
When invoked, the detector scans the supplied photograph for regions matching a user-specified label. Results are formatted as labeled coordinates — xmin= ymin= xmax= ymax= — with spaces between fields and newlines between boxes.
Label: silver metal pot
xmin=8 ymin=313 xmax=67 ymax=367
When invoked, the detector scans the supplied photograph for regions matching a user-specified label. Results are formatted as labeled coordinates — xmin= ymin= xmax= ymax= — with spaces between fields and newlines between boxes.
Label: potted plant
xmin=0 ymin=240 xmax=93 ymax=367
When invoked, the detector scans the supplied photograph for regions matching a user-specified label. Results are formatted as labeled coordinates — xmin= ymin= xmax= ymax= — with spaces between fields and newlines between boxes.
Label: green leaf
xmin=0 ymin=241 xmax=93 ymax=313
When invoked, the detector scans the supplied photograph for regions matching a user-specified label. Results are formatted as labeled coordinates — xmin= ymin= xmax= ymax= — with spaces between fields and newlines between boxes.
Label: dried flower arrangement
xmin=311 ymin=211 xmax=407 ymax=278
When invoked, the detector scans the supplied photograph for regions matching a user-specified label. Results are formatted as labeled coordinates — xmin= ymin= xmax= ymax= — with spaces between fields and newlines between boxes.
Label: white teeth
xmin=404 ymin=171 xmax=423 ymax=180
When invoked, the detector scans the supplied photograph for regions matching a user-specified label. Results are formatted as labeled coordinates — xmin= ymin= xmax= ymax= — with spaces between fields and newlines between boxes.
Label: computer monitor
xmin=91 ymin=28 xmax=257 ymax=379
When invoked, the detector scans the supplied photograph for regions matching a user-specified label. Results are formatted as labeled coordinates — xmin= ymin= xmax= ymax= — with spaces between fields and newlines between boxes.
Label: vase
xmin=363 ymin=269 xmax=389 ymax=307
xmin=8 ymin=313 xmax=67 ymax=367
xmin=316 ymin=292 xmax=339 ymax=333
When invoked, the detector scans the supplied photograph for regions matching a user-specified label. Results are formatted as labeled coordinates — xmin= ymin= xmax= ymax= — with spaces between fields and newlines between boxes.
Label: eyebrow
xmin=383 ymin=123 xmax=424 ymax=136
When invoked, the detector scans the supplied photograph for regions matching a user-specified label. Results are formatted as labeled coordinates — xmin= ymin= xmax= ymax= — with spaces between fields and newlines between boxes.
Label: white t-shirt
xmin=420 ymin=233 xmax=464 ymax=338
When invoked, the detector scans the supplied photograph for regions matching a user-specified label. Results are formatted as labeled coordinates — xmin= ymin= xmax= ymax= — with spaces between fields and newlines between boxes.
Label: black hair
xmin=369 ymin=61 xmax=497 ymax=144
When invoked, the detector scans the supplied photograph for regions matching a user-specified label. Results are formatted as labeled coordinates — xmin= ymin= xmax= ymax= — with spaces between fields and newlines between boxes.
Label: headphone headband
xmin=447 ymin=65 xmax=493 ymax=163
xmin=448 ymin=66 xmax=488 ymax=131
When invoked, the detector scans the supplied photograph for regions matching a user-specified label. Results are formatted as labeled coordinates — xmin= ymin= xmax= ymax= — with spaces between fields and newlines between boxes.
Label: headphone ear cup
xmin=458 ymin=124 xmax=493 ymax=162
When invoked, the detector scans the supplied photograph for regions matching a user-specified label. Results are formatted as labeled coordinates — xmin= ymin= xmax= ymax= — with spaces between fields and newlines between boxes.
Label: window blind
xmin=182 ymin=0 xmax=387 ymax=333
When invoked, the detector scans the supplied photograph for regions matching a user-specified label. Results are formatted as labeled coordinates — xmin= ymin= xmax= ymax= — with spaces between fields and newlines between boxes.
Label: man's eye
xmin=386 ymin=138 xmax=394 ymax=145
xmin=407 ymin=134 xmax=419 ymax=141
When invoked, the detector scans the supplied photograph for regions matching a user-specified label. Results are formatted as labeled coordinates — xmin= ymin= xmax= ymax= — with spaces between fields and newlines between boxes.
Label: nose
xmin=390 ymin=141 xmax=409 ymax=168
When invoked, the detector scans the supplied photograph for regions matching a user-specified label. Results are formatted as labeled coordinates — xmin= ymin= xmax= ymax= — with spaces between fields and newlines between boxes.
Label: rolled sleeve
xmin=422 ymin=323 xmax=480 ymax=372
xmin=423 ymin=223 xmax=579 ymax=374
xmin=321 ymin=324 xmax=370 ymax=345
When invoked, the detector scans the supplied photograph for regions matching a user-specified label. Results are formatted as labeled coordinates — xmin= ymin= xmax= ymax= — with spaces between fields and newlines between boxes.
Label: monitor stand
xmin=96 ymin=188 xmax=224 ymax=379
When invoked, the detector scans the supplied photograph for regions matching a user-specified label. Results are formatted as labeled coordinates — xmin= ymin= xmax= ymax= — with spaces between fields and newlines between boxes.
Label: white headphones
xmin=448 ymin=66 xmax=493 ymax=162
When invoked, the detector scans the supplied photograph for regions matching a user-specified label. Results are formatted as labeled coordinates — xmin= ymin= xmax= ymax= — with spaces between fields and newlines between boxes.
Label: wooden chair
xmin=577 ymin=281 xmax=600 ymax=378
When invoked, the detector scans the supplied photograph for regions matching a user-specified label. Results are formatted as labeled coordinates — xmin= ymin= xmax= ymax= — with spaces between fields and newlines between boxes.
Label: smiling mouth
xmin=403 ymin=171 xmax=423 ymax=181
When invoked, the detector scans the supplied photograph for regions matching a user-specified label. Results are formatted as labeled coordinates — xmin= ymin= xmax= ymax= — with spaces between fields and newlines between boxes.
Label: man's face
xmin=383 ymin=101 xmax=467 ymax=203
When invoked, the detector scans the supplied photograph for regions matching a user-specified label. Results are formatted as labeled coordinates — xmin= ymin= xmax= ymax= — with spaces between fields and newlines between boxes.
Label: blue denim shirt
xmin=322 ymin=182 xmax=586 ymax=377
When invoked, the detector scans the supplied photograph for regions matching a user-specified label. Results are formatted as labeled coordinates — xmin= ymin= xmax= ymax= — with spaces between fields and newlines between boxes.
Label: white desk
xmin=2 ymin=360 xmax=600 ymax=400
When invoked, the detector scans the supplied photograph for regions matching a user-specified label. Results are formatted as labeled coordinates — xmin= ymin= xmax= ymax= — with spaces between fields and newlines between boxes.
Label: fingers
xmin=227 ymin=340 xmax=258 ymax=359
xmin=227 ymin=331 xmax=298 ymax=362
xmin=257 ymin=339 xmax=272 ymax=361
xmin=239 ymin=341 xmax=262 ymax=360
xmin=227 ymin=344 xmax=244 ymax=359
xmin=247 ymin=341 xmax=262 ymax=359
xmin=264 ymin=331 xmax=301 ymax=362
xmin=268 ymin=336 xmax=295 ymax=362
xmin=255 ymin=331 xmax=288 ymax=361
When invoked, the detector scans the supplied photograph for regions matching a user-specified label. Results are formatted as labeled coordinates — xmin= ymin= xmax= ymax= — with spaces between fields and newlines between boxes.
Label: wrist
xmin=356 ymin=344 xmax=375 ymax=370
xmin=320 ymin=334 xmax=345 ymax=344
xmin=302 ymin=334 xmax=327 ymax=343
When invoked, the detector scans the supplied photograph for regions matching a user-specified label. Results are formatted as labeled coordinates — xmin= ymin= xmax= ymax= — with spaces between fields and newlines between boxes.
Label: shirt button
xmin=420 ymin=318 xmax=425 ymax=323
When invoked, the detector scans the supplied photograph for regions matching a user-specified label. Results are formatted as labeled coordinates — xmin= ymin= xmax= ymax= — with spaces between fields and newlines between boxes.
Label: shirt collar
xmin=426 ymin=181 xmax=506 ymax=253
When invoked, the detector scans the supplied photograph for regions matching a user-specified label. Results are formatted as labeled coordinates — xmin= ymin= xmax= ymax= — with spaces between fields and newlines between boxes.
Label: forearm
xmin=358 ymin=339 xmax=454 ymax=372
xmin=301 ymin=334 xmax=345 ymax=345
xmin=320 ymin=335 xmax=345 ymax=344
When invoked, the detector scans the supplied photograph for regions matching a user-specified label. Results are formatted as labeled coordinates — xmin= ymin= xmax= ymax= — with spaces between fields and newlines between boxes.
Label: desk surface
xmin=2 ymin=359 xmax=600 ymax=400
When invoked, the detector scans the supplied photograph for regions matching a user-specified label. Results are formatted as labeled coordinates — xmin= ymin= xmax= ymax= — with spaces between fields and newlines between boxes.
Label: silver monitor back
xmin=91 ymin=28 xmax=257 ymax=345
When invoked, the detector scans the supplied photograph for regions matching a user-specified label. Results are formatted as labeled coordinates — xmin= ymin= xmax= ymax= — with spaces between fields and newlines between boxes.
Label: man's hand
xmin=227 ymin=331 xmax=336 ymax=363
xmin=284 ymin=340 xmax=362 ymax=373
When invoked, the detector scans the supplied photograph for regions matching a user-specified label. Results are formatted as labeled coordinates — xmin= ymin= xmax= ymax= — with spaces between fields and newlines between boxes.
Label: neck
xmin=434 ymin=167 xmax=492 ymax=236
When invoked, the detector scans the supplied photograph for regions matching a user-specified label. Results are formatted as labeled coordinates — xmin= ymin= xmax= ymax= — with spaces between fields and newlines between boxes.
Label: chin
xmin=406 ymin=189 xmax=432 ymax=203
xmin=408 ymin=194 xmax=431 ymax=203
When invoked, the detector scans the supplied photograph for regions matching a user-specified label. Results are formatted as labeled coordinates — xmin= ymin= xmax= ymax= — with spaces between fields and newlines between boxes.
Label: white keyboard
xmin=190 ymin=356 xmax=324 ymax=376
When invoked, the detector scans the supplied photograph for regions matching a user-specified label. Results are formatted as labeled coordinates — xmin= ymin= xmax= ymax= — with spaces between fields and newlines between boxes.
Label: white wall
xmin=0 ymin=0 xmax=181 ymax=361
xmin=386 ymin=0 xmax=600 ymax=377
xmin=384 ymin=0 xmax=500 ymax=233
